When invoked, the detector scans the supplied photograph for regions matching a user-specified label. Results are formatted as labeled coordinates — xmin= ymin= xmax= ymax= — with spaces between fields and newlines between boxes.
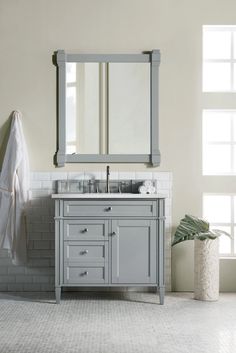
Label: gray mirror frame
xmin=54 ymin=49 xmax=161 ymax=167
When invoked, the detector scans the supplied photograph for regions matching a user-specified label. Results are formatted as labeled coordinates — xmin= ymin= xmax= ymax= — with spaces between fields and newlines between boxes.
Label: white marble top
xmin=52 ymin=193 xmax=166 ymax=199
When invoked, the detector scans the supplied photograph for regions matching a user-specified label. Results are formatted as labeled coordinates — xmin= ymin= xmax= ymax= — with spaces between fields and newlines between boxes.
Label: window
xmin=202 ymin=26 xmax=236 ymax=258
xmin=203 ymin=194 xmax=234 ymax=256
xmin=203 ymin=110 xmax=236 ymax=175
xmin=203 ymin=26 xmax=236 ymax=92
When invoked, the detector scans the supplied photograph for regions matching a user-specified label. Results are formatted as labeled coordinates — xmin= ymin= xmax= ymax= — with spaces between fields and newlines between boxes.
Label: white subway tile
xmin=16 ymin=275 xmax=33 ymax=283
xmin=31 ymin=190 xmax=52 ymax=198
xmin=0 ymin=267 xmax=8 ymax=275
xmin=68 ymin=172 xmax=84 ymax=180
xmin=50 ymin=172 xmax=68 ymax=181
xmin=41 ymin=232 xmax=54 ymax=240
xmin=28 ymin=259 xmax=51 ymax=267
xmin=8 ymin=284 xmax=24 ymax=291
xmin=40 ymin=284 xmax=54 ymax=291
xmin=110 ymin=172 xmax=119 ymax=180
xmin=28 ymin=214 xmax=42 ymax=223
xmin=25 ymin=267 xmax=53 ymax=275
xmin=89 ymin=172 xmax=101 ymax=180
xmin=8 ymin=267 xmax=26 ymax=275
xmin=34 ymin=241 xmax=51 ymax=250
xmin=135 ymin=172 xmax=153 ymax=180
xmin=31 ymin=223 xmax=51 ymax=233
xmin=118 ymin=172 xmax=135 ymax=180
xmin=0 ymin=258 xmax=13 ymax=266
xmin=84 ymin=172 xmax=98 ymax=180
xmin=23 ymin=283 xmax=41 ymax=291
xmin=31 ymin=172 xmax=51 ymax=181
xmin=157 ymin=189 xmax=170 ymax=198
xmin=157 ymin=181 xmax=172 ymax=189
xmin=41 ymin=181 xmax=55 ymax=189
xmin=100 ymin=172 xmax=106 ymax=180
xmin=153 ymin=172 xmax=172 ymax=181
xmin=0 ymin=250 xmax=10 ymax=258
xmin=0 ymin=275 xmax=15 ymax=283
xmin=33 ymin=276 xmax=51 ymax=283
xmin=30 ymin=181 xmax=42 ymax=189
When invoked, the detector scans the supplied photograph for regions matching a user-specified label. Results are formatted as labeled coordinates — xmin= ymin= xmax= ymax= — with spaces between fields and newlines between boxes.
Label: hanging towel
xmin=0 ymin=111 xmax=30 ymax=265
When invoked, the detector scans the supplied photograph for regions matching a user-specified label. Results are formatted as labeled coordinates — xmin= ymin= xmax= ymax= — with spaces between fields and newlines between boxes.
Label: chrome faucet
xmin=106 ymin=165 xmax=110 ymax=193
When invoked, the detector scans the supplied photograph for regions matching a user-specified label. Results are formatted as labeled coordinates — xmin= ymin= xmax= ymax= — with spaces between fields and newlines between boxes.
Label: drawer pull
xmin=106 ymin=206 xmax=112 ymax=211
xmin=81 ymin=271 xmax=88 ymax=276
xmin=82 ymin=228 xmax=88 ymax=233
xmin=82 ymin=250 xmax=88 ymax=255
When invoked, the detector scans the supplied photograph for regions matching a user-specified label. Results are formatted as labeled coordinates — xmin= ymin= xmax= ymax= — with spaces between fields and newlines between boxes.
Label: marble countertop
xmin=52 ymin=193 xmax=166 ymax=199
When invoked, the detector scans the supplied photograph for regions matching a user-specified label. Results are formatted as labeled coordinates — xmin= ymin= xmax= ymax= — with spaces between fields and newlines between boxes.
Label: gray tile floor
xmin=0 ymin=292 xmax=236 ymax=353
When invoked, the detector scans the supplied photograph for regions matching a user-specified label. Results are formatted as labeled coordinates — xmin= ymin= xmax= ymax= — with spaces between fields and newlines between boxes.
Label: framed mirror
xmin=55 ymin=50 xmax=161 ymax=166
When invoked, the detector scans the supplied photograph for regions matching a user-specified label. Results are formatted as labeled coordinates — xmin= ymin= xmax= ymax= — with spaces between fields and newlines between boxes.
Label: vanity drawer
xmin=63 ymin=220 xmax=108 ymax=240
xmin=63 ymin=200 xmax=155 ymax=217
xmin=64 ymin=241 xmax=108 ymax=263
xmin=64 ymin=265 xmax=108 ymax=284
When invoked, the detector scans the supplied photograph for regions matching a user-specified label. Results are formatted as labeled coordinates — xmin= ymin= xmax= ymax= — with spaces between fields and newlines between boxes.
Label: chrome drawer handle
xmin=83 ymin=228 xmax=88 ymax=233
xmin=107 ymin=206 xmax=112 ymax=211
xmin=82 ymin=250 xmax=88 ymax=255
xmin=81 ymin=271 xmax=88 ymax=276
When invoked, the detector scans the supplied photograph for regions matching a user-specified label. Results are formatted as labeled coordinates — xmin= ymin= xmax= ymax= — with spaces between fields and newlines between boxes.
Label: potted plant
xmin=172 ymin=214 xmax=230 ymax=301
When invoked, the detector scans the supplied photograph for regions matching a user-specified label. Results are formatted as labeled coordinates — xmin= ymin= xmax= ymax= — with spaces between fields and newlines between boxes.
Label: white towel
xmin=143 ymin=180 xmax=153 ymax=188
xmin=0 ymin=111 xmax=30 ymax=265
xmin=138 ymin=185 xmax=147 ymax=194
xmin=138 ymin=182 xmax=156 ymax=194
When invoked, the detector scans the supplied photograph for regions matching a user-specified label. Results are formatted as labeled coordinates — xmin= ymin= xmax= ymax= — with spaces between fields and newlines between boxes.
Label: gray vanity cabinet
xmin=53 ymin=197 xmax=165 ymax=304
xmin=111 ymin=219 xmax=156 ymax=284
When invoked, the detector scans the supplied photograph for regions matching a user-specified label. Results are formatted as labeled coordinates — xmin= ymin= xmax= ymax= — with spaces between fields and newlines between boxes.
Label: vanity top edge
xmin=51 ymin=193 xmax=166 ymax=199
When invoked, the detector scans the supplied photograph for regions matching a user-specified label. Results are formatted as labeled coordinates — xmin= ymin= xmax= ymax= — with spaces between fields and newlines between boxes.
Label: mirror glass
xmin=65 ymin=62 xmax=150 ymax=155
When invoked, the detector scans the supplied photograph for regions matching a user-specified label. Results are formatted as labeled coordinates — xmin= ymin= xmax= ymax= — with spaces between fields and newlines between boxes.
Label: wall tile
xmin=118 ymin=172 xmax=135 ymax=180
xmin=68 ymin=172 xmax=84 ymax=180
xmin=0 ymin=275 xmax=15 ymax=283
xmin=135 ymin=172 xmax=153 ymax=180
xmin=50 ymin=172 xmax=68 ymax=180
xmin=31 ymin=172 xmax=51 ymax=181
xmin=8 ymin=284 xmax=24 ymax=291
xmin=8 ymin=267 xmax=26 ymax=275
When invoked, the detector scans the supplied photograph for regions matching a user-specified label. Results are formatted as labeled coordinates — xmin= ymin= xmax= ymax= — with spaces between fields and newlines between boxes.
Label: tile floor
xmin=0 ymin=292 xmax=235 ymax=353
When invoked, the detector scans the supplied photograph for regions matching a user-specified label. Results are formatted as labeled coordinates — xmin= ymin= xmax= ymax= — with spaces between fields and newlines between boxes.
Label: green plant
xmin=172 ymin=214 xmax=230 ymax=246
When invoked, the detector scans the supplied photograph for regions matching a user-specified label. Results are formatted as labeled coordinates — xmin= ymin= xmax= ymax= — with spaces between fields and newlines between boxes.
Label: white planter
xmin=194 ymin=238 xmax=219 ymax=301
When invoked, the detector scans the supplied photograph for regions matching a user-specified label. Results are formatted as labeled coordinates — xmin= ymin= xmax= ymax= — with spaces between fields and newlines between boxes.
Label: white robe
xmin=0 ymin=111 xmax=30 ymax=265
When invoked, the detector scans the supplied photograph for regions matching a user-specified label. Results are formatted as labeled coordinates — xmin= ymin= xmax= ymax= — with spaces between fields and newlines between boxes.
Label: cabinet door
xmin=111 ymin=219 xmax=156 ymax=284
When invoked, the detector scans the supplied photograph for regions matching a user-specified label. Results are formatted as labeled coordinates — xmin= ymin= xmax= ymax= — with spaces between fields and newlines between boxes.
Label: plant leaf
xmin=172 ymin=214 xmax=230 ymax=246
xmin=212 ymin=229 xmax=231 ymax=238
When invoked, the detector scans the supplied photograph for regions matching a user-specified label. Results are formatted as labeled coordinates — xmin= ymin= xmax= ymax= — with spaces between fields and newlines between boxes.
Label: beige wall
xmin=1 ymin=0 xmax=236 ymax=290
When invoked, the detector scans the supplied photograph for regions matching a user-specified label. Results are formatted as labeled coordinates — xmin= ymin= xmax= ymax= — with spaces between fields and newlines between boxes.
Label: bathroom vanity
xmin=52 ymin=192 xmax=165 ymax=304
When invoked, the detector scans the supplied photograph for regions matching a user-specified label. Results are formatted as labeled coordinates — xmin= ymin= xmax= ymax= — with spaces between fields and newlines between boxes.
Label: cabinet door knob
xmin=111 ymin=231 xmax=116 ymax=236
xmin=82 ymin=250 xmax=88 ymax=255
xmin=81 ymin=271 xmax=88 ymax=276
xmin=107 ymin=206 xmax=112 ymax=211
xmin=83 ymin=228 xmax=88 ymax=233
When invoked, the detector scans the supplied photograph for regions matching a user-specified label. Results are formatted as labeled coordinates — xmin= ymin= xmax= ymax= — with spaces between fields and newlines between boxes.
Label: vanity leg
xmin=159 ymin=286 xmax=165 ymax=305
xmin=55 ymin=286 xmax=61 ymax=304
